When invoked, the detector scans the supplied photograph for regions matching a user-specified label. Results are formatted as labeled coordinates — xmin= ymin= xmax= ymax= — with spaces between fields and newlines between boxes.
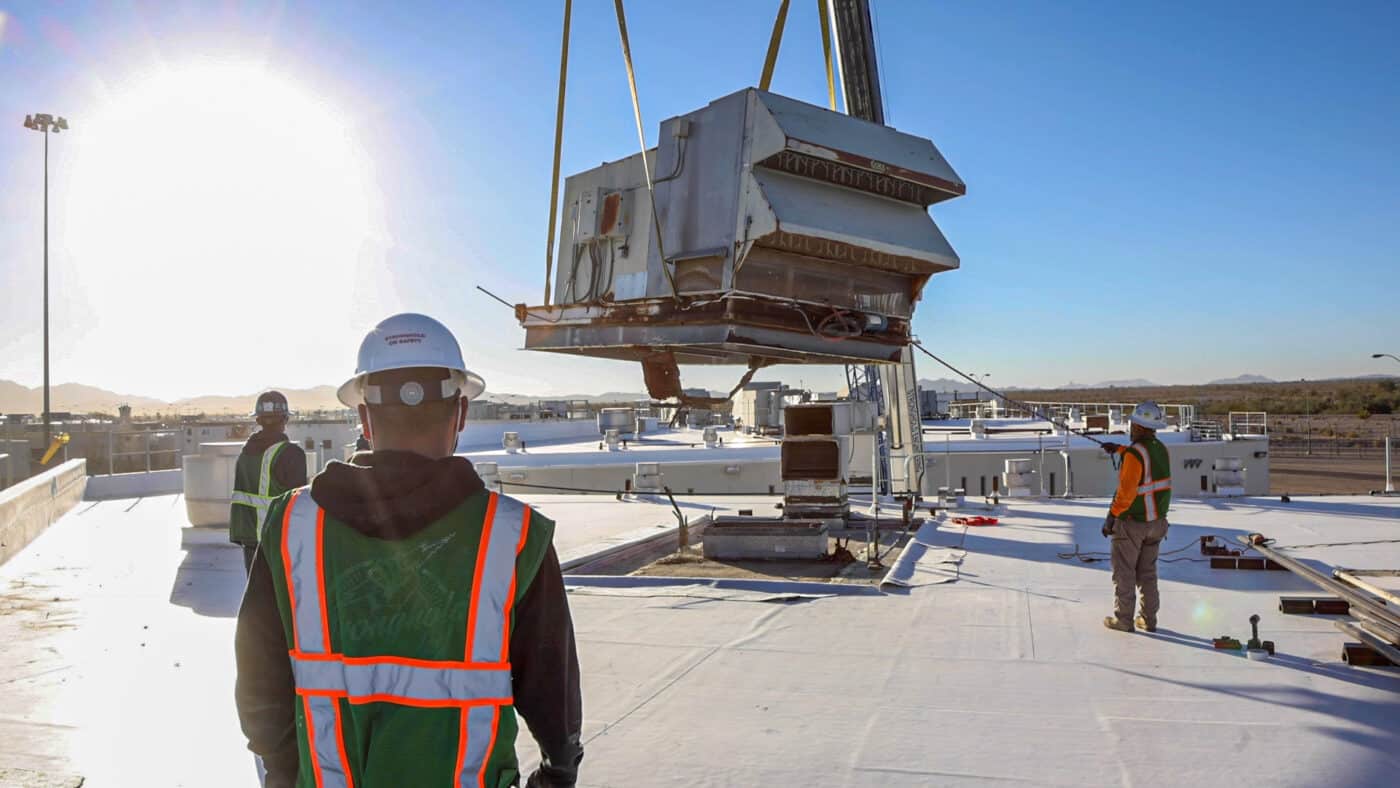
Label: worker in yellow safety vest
xmin=1100 ymin=401 xmax=1172 ymax=633
xmin=234 ymin=313 xmax=582 ymax=788
xmin=230 ymin=390 xmax=308 ymax=575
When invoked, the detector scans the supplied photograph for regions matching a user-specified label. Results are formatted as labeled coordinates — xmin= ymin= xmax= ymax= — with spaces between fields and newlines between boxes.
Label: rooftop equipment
xmin=1002 ymin=458 xmax=1035 ymax=497
xmin=519 ymin=88 xmax=964 ymax=398
xmin=779 ymin=402 xmax=851 ymax=522
xmin=1213 ymin=458 xmax=1245 ymax=496
xmin=598 ymin=407 xmax=635 ymax=435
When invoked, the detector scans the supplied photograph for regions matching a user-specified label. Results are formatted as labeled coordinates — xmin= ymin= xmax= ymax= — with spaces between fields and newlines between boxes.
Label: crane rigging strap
xmin=612 ymin=0 xmax=680 ymax=300
xmin=818 ymin=0 xmax=837 ymax=110
xmin=543 ymin=0 xmax=572 ymax=305
xmin=759 ymin=0 xmax=791 ymax=91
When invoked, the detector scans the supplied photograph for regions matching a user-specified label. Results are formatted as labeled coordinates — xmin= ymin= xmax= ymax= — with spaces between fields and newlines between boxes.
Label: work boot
xmin=1103 ymin=616 xmax=1134 ymax=632
xmin=1135 ymin=616 xmax=1156 ymax=632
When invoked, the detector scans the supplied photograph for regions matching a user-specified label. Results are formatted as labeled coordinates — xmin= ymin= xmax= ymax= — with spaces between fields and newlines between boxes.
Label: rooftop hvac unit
xmin=1213 ymin=458 xmax=1245 ymax=496
xmin=634 ymin=462 xmax=663 ymax=492
xmin=785 ymin=403 xmax=836 ymax=436
xmin=1002 ymin=458 xmax=1035 ymax=497
xmin=783 ymin=401 xmax=870 ymax=437
xmin=476 ymin=461 xmax=500 ymax=490
xmin=781 ymin=436 xmax=850 ymax=521
xmin=520 ymin=88 xmax=965 ymax=386
xmin=603 ymin=429 xmax=622 ymax=451
xmin=780 ymin=436 xmax=850 ymax=481
xmin=598 ymin=407 xmax=635 ymax=435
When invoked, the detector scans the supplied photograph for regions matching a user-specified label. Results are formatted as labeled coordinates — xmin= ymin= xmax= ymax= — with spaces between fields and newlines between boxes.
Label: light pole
xmin=1302 ymin=378 xmax=1311 ymax=457
xmin=22 ymin=112 xmax=68 ymax=449
xmin=1374 ymin=355 xmax=1399 ymax=491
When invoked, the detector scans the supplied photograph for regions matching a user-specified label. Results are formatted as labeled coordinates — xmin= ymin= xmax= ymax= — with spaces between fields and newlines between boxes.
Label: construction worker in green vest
xmin=230 ymin=390 xmax=308 ymax=575
xmin=1100 ymin=401 xmax=1172 ymax=633
xmin=235 ymin=313 xmax=583 ymax=788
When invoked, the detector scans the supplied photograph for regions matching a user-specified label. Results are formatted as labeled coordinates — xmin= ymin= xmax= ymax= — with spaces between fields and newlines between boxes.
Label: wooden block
xmin=1314 ymin=599 xmax=1351 ymax=615
xmin=1343 ymin=643 xmax=1395 ymax=667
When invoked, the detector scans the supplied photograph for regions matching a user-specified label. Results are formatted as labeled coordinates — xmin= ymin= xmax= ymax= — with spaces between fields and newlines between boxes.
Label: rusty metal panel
xmin=752 ymin=91 xmax=964 ymax=203
xmin=531 ymin=87 xmax=965 ymax=368
xmin=744 ymin=167 xmax=959 ymax=275
xmin=521 ymin=319 xmax=905 ymax=365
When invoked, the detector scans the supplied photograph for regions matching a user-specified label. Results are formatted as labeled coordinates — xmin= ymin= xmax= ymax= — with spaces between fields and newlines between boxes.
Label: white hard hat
xmin=337 ymin=313 xmax=486 ymax=407
xmin=1129 ymin=401 xmax=1167 ymax=430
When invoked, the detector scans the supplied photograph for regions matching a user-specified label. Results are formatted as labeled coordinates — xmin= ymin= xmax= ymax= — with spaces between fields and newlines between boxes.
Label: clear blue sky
xmin=1 ymin=0 xmax=1398 ymax=401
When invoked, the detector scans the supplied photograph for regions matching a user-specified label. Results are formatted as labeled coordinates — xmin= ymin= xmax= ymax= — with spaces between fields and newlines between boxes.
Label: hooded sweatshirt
xmin=241 ymin=428 xmax=308 ymax=490
xmin=235 ymin=451 xmax=583 ymax=787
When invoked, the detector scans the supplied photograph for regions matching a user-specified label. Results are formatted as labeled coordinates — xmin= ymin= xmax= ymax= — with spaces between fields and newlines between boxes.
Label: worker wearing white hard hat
xmin=1099 ymin=401 xmax=1173 ymax=633
xmin=228 ymin=390 xmax=307 ymax=575
xmin=335 ymin=311 xmax=486 ymax=407
xmin=236 ymin=313 xmax=584 ymax=788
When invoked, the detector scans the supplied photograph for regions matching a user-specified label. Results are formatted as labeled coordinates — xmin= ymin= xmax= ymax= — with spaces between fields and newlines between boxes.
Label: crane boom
xmin=831 ymin=0 xmax=925 ymax=495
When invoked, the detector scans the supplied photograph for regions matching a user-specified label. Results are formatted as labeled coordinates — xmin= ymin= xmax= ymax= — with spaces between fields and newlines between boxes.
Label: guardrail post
xmin=145 ymin=431 xmax=152 ymax=473
xmin=1387 ymin=436 xmax=1394 ymax=494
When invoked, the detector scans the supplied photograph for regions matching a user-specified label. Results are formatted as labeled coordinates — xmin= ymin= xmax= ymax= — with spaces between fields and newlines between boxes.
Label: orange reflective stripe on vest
xmin=458 ymin=493 xmax=530 ymax=787
xmin=281 ymin=490 xmax=530 ymax=788
xmin=1131 ymin=445 xmax=1170 ymax=520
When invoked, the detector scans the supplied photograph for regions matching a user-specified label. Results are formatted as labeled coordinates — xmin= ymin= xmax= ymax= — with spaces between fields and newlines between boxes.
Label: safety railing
xmin=1269 ymin=437 xmax=1392 ymax=460
xmin=1228 ymin=411 xmax=1269 ymax=437
xmin=946 ymin=400 xmax=1197 ymax=429
xmin=1189 ymin=420 xmax=1223 ymax=441
xmin=104 ymin=429 xmax=184 ymax=474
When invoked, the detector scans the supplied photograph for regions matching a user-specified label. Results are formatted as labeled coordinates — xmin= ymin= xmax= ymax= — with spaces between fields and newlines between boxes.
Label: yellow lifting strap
xmin=818 ymin=0 xmax=837 ymax=110
xmin=612 ymin=0 xmax=679 ymax=300
xmin=759 ymin=0 xmax=791 ymax=91
xmin=543 ymin=0 xmax=572 ymax=305
xmin=761 ymin=0 xmax=836 ymax=110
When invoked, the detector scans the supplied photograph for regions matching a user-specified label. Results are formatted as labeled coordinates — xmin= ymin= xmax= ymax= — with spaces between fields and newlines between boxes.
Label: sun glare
xmin=65 ymin=61 xmax=387 ymax=395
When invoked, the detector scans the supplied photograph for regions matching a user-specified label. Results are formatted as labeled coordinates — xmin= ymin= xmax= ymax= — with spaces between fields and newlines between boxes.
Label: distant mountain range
xmin=0 ymin=379 xmax=662 ymax=416
xmin=481 ymin=391 xmax=651 ymax=406
xmin=1206 ymin=374 xmax=1276 ymax=385
xmin=0 ymin=380 xmax=344 ymax=416
xmin=1059 ymin=378 xmax=1160 ymax=390
xmin=915 ymin=377 xmax=987 ymax=394
xmin=4 ymin=370 xmax=1394 ymax=416
xmin=0 ymin=380 xmax=170 ymax=415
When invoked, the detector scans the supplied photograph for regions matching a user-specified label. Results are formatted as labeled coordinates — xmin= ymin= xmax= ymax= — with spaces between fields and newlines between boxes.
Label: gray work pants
xmin=1110 ymin=517 xmax=1169 ymax=626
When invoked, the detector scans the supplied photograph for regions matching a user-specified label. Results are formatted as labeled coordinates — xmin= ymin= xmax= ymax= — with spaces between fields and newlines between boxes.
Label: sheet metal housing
xmin=522 ymin=88 xmax=964 ymax=366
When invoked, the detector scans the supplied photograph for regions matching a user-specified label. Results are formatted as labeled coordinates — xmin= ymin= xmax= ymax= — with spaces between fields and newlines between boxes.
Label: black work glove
xmin=1102 ymin=515 xmax=1116 ymax=538
xmin=1101 ymin=442 xmax=1119 ymax=455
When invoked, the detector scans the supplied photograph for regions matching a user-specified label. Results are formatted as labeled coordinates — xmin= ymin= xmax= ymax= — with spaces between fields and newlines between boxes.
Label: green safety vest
xmin=230 ymin=441 xmax=291 ymax=545
xmin=260 ymin=488 xmax=555 ymax=788
xmin=1124 ymin=437 xmax=1172 ymax=521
